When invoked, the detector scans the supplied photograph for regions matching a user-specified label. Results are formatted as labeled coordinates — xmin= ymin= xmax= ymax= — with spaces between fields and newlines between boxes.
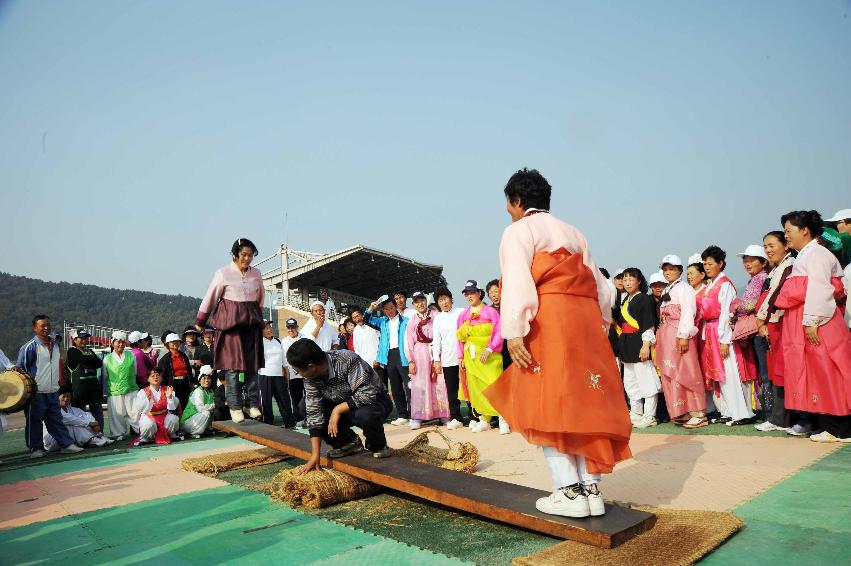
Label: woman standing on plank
xmin=196 ymin=238 xmax=265 ymax=423
xmin=485 ymin=168 xmax=632 ymax=519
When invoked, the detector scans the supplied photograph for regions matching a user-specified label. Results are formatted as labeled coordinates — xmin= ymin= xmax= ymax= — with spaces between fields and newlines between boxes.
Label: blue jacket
xmin=17 ymin=334 xmax=60 ymax=380
xmin=363 ymin=310 xmax=410 ymax=366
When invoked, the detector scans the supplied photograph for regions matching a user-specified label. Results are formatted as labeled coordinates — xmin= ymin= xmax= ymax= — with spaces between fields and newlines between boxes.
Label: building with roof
xmin=253 ymin=244 xmax=447 ymax=330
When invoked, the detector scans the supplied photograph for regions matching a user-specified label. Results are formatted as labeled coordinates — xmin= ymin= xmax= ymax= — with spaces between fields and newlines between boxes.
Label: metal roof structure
xmin=254 ymin=245 xmax=447 ymax=311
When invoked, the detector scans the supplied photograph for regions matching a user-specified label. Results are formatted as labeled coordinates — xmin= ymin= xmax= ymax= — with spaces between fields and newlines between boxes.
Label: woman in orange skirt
xmin=484 ymin=169 xmax=632 ymax=519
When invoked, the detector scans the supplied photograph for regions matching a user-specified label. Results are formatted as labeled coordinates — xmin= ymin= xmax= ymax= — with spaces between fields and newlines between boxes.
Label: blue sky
xmin=1 ymin=1 xmax=849 ymax=305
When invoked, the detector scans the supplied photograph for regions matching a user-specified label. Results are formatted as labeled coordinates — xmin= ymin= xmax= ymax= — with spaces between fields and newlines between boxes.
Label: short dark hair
xmin=503 ymin=168 xmax=552 ymax=210
xmin=599 ymin=267 xmax=610 ymax=279
xmin=286 ymin=338 xmax=325 ymax=370
xmin=434 ymin=287 xmax=453 ymax=301
xmin=486 ymin=279 xmax=500 ymax=292
xmin=149 ymin=367 xmax=162 ymax=376
xmin=621 ymin=268 xmax=648 ymax=293
xmin=350 ymin=307 xmax=364 ymax=317
xmin=688 ymin=262 xmax=706 ymax=275
xmin=393 ymin=290 xmax=408 ymax=299
xmin=780 ymin=210 xmax=823 ymax=239
xmin=701 ymin=245 xmax=727 ymax=268
xmin=32 ymin=314 xmax=49 ymax=326
xmin=231 ymin=238 xmax=259 ymax=258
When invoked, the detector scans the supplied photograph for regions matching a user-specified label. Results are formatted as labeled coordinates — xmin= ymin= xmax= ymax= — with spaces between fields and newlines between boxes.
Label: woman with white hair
xmin=102 ymin=331 xmax=140 ymax=440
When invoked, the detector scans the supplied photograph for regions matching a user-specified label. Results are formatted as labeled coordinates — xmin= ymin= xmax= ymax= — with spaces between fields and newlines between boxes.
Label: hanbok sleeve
xmin=404 ymin=319 xmax=416 ymax=363
xmin=132 ymin=390 xmax=150 ymax=416
xmin=498 ymin=223 xmax=537 ymax=339
xmin=63 ymin=407 xmax=94 ymax=427
xmin=803 ymin=248 xmax=840 ymax=327
xmin=197 ymin=269 xmax=225 ymax=325
xmin=166 ymin=391 xmax=179 ymax=411
xmin=485 ymin=307 xmax=503 ymax=352
xmin=717 ymin=283 xmax=735 ymax=344
xmin=254 ymin=269 xmax=265 ymax=309
xmin=675 ymin=284 xmax=698 ymax=339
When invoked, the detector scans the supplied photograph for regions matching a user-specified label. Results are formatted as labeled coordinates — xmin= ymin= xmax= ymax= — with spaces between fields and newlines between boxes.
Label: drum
xmin=0 ymin=368 xmax=37 ymax=413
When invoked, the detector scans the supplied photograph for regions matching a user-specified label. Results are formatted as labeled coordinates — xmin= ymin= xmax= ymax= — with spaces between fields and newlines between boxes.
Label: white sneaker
xmin=634 ymin=415 xmax=657 ymax=429
xmin=535 ymin=487 xmax=590 ymax=518
xmin=111 ymin=435 xmax=125 ymax=441
xmin=498 ymin=417 xmax=511 ymax=435
xmin=629 ymin=412 xmax=643 ymax=425
xmin=390 ymin=417 xmax=409 ymax=426
xmin=230 ymin=409 xmax=245 ymax=423
xmin=471 ymin=420 xmax=490 ymax=433
xmin=61 ymin=444 xmax=84 ymax=454
xmin=787 ymin=423 xmax=811 ymax=437
xmin=446 ymin=419 xmax=464 ymax=430
xmin=409 ymin=420 xmax=421 ymax=430
xmin=89 ymin=436 xmax=110 ymax=447
xmin=191 ymin=434 xmax=201 ymax=439
xmin=754 ymin=421 xmax=787 ymax=432
xmin=584 ymin=484 xmax=606 ymax=516
xmin=467 ymin=419 xmax=479 ymax=429
xmin=248 ymin=407 xmax=262 ymax=419
xmin=30 ymin=449 xmax=46 ymax=459
xmin=809 ymin=431 xmax=841 ymax=443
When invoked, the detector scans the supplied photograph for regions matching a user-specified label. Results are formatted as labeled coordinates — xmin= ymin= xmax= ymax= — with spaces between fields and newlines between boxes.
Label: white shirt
xmin=388 ymin=315 xmax=401 ymax=349
xmin=353 ymin=323 xmax=380 ymax=366
xmin=432 ymin=307 xmax=465 ymax=367
xmin=301 ymin=319 xmax=338 ymax=352
xmin=132 ymin=386 xmax=178 ymax=416
xmin=188 ymin=387 xmax=216 ymax=413
xmin=35 ymin=340 xmax=61 ymax=394
xmin=282 ymin=333 xmax=304 ymax=379
xmin=259 ymin=337 xmax=285 ymax=376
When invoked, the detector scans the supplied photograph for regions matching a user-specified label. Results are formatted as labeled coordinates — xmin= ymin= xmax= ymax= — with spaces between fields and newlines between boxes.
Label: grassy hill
xmin=0 ymin=272 xmax=200 ymax=358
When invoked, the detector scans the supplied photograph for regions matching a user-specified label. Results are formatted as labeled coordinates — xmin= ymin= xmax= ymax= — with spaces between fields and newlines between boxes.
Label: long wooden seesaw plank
xmin=212 ymin=420 xmax=655 ymax=548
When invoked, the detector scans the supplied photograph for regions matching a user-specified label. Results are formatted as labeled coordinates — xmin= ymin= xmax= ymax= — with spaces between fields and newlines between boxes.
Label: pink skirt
xmin=656 ymin=305 xmax=706 ymax=417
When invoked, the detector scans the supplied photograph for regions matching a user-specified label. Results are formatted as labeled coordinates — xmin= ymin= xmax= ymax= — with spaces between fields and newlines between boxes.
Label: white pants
xmin=139 ymin=413 xmax=179 ymax=441
xmin=543 ymin=447 xmax=602 ymax=490
xmin=623 ymin=361 xmax=661 ymax=415
xmin=181 ymin=412 xmax=212 ymax=435
xmin=44 ymin=424 xmax=95 ymax=451
xmin=108 ymin=393 xmax=139 ymax=437
xmin=713 ymin=353 xmax=755 ymax=421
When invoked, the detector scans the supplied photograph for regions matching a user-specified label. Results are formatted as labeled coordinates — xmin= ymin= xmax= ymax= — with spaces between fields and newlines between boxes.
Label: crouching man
xmin=286 ymin=338 xmax=393 ymax=472
xmin=182 ymin=365 xmax=216 ymax=438
xmin=132 ymin=367 xmax=179 ymax=445
xmin=44 ymin=390 xmax=115 ymax=450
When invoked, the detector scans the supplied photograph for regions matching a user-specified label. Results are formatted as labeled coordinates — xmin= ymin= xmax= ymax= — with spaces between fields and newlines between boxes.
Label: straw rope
xmin=394 ymin=428 xmax=479 ymax=474
xmin=270 ymin=467 xmax=381 ymax=509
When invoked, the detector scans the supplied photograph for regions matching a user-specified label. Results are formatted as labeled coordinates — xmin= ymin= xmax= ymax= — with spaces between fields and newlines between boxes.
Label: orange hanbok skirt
xmin=484 ymin=248 xmax=632 ymax=474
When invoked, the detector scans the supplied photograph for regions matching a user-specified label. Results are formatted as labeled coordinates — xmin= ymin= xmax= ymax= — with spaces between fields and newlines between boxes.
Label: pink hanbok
xmin=775 ymin=239 xmax=851 ymax=416
xmin=655 ymin=279 xmax=706 ymax=418
xmin=404 ymin=312 xmax=450 ymax=421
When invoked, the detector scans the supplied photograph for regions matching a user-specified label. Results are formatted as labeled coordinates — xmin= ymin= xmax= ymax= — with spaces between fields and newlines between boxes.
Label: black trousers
xmin=288 ymin=379 xmax=305 ymax=421
xmin=768 ymin=384 xmax=791 ymax=428
xmin=257 ymin=374 xmax=295 ymax=427
xmin=819 ymin=414 xmax=851 ymax=439
xmin=441 ymin=365 xmax=463 ymax=422
xmin=320 ymin=393 xmax=393 ymax=451
xmin=386 ymin=348 xmax=411 ymax=419
xmin=172 ymin=377 xmax=192 ymax=413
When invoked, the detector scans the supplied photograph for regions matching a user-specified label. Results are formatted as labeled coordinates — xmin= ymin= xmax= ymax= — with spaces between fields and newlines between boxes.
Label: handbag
xmin=732 ymin=313 xmax=759 ymax=341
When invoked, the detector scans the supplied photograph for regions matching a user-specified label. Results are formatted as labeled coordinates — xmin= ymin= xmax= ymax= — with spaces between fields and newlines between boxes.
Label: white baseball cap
xmin=659 ymin=254 xmax=683 ymax=268
xmin=825 ymin=209 xmax=851 ymax=222
xmin=127 ymin=331 xmax=141 ymax=343
xmin=164 ymin=333 xmax=181 ymax=343
xmin=614 ymin=267 xmax=626 ymax=278
xmin=199 ymin=365 xmax=214 ymax=376
xmin=736 ymin=244 xmax=768 ymax=260
xmin=648 ymin=271 xmax=667 ymax=286
xmin=111 ymin=331 xmax=127 ymax=342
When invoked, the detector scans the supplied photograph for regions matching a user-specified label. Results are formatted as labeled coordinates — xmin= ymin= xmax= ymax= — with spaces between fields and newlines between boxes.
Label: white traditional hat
xmin=164 ymin=332 xmax=181 ymax=343
xmin=736 ymin=244 xmax=768 ymax=260
xmin=825 ymin=209 xmax=851 ymax=222
xmin=127 ymin=331 xmax=141 ymax=343
xmin=659 ymin=254 xmax=683 ymax=268
xmin=111 ymin=330 xmax=127 ymax=342
xmin=687 ymin=253 xmax=702 ymax=266
xmin=309 ymin=300 xmax=325 ymax=310
xmin=199 ymin=365 xmax=214 ymax=376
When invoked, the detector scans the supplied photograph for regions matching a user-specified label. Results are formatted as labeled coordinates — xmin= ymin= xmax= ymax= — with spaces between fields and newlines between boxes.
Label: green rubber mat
xmin=698 ymin=445 xmax=851 ymax=564
xmin=0 ymin=484 xmax=468 ymax=565
xmin=0 ymin=435 xmax=254 ymax=484
xmin=219 ymin=459 xmax=558 ymax=565
xmin=633 ymin=420 xmax=790 ymax=437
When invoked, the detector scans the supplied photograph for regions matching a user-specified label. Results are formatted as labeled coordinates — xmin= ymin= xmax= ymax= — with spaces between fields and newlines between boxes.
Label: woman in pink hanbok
xmin=404 ymin=292 xmax=450 ymax=430
xmin=775 ymin=210 xmax=851 ymax=442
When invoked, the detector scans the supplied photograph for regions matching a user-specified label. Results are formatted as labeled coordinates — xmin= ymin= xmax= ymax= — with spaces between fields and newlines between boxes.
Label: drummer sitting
xmin=44 ymin=390 xmax=115 ymax=451
xmin=131 ymin=368 xmax=180 ymax=445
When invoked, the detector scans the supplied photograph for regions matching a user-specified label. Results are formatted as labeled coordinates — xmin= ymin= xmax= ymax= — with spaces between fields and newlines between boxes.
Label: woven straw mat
xmin=181 ymin=448 xmax=286 ymax=477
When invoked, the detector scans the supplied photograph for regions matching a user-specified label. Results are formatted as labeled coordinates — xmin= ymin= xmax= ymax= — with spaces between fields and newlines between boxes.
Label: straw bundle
xmin=181 ymin=448 xmax=286 ymax=477
xmin=395 ymin=428 xmax=479 ymax=473
xmin=270 ymin=468 xmax=381 ymax=509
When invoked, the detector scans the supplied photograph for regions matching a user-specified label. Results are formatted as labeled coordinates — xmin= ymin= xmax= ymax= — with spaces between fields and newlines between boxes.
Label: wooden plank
xmin=213 ymin=420 xmax=656 ymax=548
